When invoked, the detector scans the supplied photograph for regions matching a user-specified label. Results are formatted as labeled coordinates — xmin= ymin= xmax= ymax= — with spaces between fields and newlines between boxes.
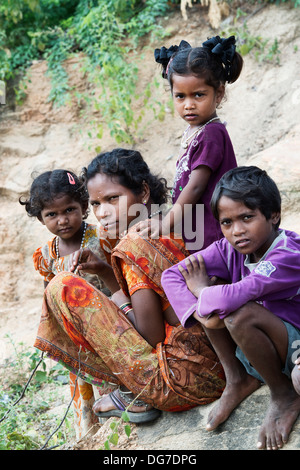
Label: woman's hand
xmin=135 ymin=217 xmax=163 ymax=239
xmin=69 ymin=248 xmax=106 ymax=275
xmin=69 ymin=248 xmax=120 ymax=294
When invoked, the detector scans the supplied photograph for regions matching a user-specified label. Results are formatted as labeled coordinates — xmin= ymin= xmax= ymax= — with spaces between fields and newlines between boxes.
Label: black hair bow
xmin=154 ymin=40 xmax=191 ymax=68
xmin=154 ymin=45 xmax=178 ymax=68
xmin=202 ymin=35 xmax=236 ymax=80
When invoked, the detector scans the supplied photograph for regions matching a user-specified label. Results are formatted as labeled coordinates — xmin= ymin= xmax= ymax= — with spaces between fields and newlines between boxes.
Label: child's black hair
xmin=210 ymin=166 xmax=282 ymax=229
xmin=155 ymin=36 xmax=243 ymax=92
xmin=82 ymin=148 xmax=169 ymax=206
xmin=19 ymin=169 xmax=89 ymax=220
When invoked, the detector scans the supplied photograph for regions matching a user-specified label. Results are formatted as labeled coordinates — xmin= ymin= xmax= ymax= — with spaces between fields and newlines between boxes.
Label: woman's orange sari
xmin=34 ymin=229 xmax=225 ymax=412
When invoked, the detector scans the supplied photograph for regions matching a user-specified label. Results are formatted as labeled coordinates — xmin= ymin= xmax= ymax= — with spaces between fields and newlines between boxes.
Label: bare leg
xmin=204 ymin=326 xmax=260 ymax=431
xmin=225 ymin=303 xmax=300 ymax=450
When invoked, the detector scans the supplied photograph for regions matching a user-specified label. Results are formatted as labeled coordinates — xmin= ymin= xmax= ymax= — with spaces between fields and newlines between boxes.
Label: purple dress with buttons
xmin=172 ymin=122 xmax=237 ymax=253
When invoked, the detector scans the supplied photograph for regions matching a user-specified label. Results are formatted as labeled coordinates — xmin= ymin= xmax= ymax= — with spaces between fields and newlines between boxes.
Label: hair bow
xmin=202 ymin=35 xmax=236 ymax=80
xmin=154 ymin=40 xmax=191 ymax=76
xmin=154 ymin=45 xmax=179 ymax=68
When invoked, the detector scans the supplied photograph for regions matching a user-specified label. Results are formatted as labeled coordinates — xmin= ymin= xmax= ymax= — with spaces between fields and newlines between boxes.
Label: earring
xmin=143 ymin=200 xmax=147 ymax=205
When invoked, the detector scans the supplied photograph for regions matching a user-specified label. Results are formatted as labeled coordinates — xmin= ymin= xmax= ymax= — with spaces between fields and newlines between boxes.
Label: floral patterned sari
xmin=34 ymin=228 xmax=225 ymax=436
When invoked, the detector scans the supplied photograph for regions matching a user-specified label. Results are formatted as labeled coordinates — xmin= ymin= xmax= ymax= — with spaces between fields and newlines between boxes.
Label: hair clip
xmin=67 ymin=172 xmax=76 ymax=185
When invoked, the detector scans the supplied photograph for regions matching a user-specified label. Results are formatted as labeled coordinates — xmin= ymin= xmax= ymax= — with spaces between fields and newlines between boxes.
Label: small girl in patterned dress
xmin=20 ymin=169 xmax=114 ymax=440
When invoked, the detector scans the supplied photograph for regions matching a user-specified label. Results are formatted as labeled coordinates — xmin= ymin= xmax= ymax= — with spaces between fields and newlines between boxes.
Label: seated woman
xmin=34 ymin=148 xmax=225 ymax=426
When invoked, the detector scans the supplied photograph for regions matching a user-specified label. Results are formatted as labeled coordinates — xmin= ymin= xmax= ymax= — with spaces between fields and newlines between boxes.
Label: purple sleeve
xmin=196 ymin=278 xmax=258 ymax=319
xmin=190 ymin=127 xmax=224 ymax=172
xmin=161 ymin=240 xmax=231 ymax=327
xmin=197 ymin=250 xmax=300 ymax=319
xmin=162 ymin=236 xmax=300 ymax=327
xmin=161 ymin=262 xmax=198 ymax=327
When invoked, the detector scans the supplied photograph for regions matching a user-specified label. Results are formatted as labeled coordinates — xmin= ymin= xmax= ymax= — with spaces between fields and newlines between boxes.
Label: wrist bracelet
xmin=119 ymin=302 xmax=133 ymax=315
xmin=123 ymin=307 xmax=133 ymax=316
xmin=119 ymin=302 xmax=131 ymax=309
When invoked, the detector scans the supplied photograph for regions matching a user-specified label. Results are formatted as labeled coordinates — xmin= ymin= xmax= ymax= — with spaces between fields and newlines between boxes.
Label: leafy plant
xmin=103 ymin=414 xmax=131 ymax=450
xmin=219 ymin=9 xmax=281 ymax=65
xmin=0 ymin=0 xmax=171 ymax=145
xmin=0 ymin=337 xmax=73 ymax=450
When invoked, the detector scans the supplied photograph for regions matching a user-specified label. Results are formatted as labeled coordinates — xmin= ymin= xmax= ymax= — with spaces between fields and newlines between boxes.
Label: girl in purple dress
xmin=138 ymin=36 xmax=243 ymax=252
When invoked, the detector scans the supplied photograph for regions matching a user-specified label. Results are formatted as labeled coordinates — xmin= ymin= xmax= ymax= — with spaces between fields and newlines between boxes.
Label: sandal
xmin=93 ymin=387 xmax=161 ymax=423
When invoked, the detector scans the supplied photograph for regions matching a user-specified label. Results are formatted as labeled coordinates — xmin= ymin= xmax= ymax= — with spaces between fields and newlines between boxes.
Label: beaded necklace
xmin=180 ymin=116 xmax=219 ymax=149
xmin=55 ymin=221 xmax=87 ymax=265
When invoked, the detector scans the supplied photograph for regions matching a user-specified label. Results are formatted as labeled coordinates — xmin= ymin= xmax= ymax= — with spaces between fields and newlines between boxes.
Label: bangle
xmin=119 ymin=302 xmax=131 ymax=309
xmin=123 ymin=307 xmax=133 ymax=316
xmin=119 ymin=302 xmax=133 ymax=315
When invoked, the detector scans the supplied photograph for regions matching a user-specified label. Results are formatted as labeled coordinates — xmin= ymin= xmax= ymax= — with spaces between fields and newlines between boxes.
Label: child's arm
xmin=33 ymin=246 xmax=54 ymax=289
xmin=137 ymin=166 xmax=211 ymax=238
xmin=164 ymin=166 xmax=211 ymax=233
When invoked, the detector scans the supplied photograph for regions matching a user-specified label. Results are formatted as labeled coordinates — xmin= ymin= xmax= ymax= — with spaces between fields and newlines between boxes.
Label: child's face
xmin=40 ymin=194 xmax=86 ymax=240
xmin=172 ymin=74 xmax=224 ymax=128
xmin=217 ymin=196 xmax=280 ymax=262
xmin=87 ymin=172 xmax=149 ymax=238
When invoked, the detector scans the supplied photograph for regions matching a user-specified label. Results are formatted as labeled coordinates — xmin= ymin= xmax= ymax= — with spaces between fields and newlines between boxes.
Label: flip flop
xmin=93 ymin=389 xmax=161 ymax=423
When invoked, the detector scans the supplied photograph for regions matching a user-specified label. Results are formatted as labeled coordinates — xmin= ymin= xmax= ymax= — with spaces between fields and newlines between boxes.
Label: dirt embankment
xmin=0 ymin=2 xmax=300 ymax=450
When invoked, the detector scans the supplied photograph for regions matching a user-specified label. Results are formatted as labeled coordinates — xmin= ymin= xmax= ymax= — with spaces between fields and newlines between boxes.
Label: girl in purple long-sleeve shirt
xmin=136 ymin=36 xmax=242 ymax=252
xmin=161 ymin=166 xmax=300 ymax=450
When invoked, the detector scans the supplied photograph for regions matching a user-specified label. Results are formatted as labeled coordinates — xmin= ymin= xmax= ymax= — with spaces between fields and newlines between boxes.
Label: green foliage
xmin=268 ymin=0 xmax=300 ymax=7
xmin=2 ymin=1 xmax=296 ymax=143
xmin=219 ymin=9 xmax=281 ymax=65
xmin=102 ymin=411 xmax=132 ymax=450
xmin=0 ymin=0 xmax=171 ymax=144
xmin=0 ymin=337 xmax=72 ymax=450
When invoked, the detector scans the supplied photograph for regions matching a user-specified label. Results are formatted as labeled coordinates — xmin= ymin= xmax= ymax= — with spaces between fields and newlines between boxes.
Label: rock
xmin=135 ymin=386 xmax=300 ymax=450
xmin=1 ymin=3 xmax=300 ymax=452
xmin=72 ymin=385 xmax=300 ymax=451
xmin=248 ymin=125 xmax=300 ymax=234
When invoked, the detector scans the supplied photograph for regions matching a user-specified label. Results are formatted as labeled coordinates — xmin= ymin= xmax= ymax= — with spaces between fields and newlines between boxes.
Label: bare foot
xmin=206 ymin=374 xmax=261 ymax=431
xmin=257 ymin=390 xmax=300 ymax=450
